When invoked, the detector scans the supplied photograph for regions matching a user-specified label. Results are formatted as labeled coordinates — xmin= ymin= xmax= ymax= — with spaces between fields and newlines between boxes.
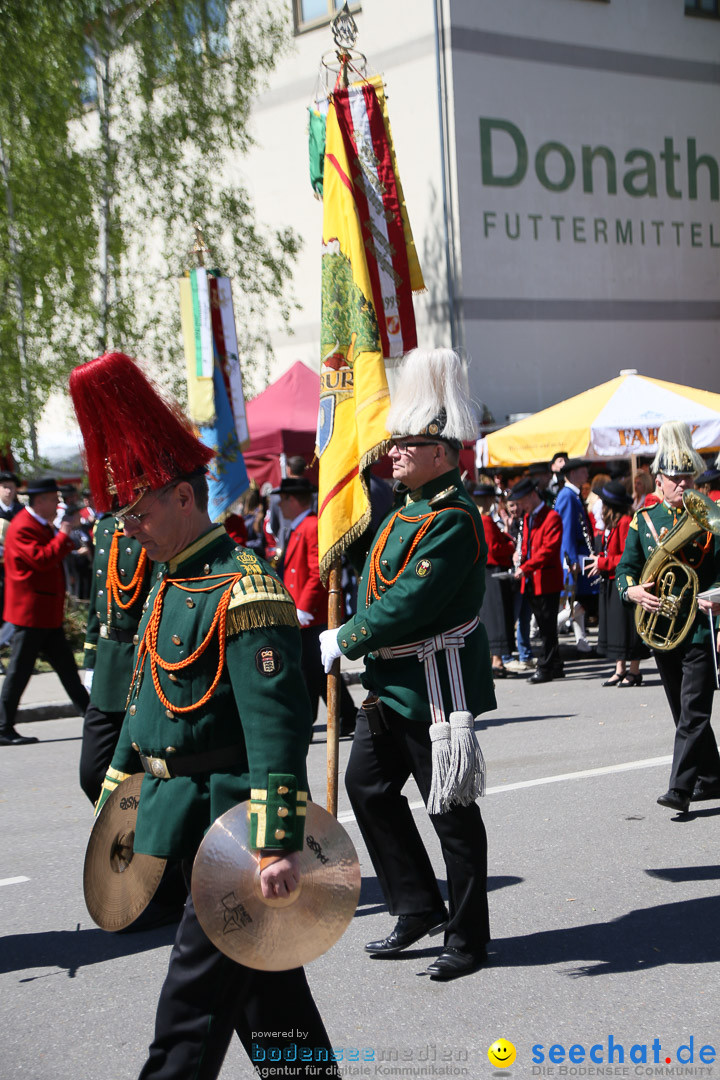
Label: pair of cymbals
xmin=84 ymin=777 xmax=360 ymax=970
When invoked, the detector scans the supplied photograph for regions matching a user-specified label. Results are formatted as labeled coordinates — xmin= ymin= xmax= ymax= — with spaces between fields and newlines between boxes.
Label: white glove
xmin=296 ymin=609 xmax=314 ymax=628
xmin=319 ymin=628 xmax=342 ymax=673
xmin=82 ymin=669 xmax=94 ymax=691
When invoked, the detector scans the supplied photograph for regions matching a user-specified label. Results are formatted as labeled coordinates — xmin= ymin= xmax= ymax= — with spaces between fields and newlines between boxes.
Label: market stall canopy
xmin=243 ymin=361 xmax=320 ymax=489
xmin=478 ymin=371 xmax=720 ymax=467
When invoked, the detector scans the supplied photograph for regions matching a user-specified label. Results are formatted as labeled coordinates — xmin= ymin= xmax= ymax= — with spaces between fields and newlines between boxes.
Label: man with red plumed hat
xmin=70 ymin=352 xmax=338 ymax=1080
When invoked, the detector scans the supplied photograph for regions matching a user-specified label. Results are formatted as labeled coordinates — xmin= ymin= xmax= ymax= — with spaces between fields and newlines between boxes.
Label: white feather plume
xmin=386 ymin=347 xmax=478 ymax=442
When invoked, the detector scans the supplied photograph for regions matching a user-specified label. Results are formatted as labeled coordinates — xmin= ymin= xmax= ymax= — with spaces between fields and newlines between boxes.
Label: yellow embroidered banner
xmin=317 ymin=77 xmax=424 ymax=579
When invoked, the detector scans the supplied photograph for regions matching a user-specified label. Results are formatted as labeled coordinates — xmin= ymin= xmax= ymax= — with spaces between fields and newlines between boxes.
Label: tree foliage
xmin=0 ymin=0 xmax=300 ymax=466
xmin=0 ymin=0 xmax=97 ymax=460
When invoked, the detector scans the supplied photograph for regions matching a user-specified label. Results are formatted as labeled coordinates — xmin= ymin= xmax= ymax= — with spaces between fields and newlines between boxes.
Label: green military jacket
xmin=84 ymin=517 xmax=152 ymax=713
xmin=338 ymin=468 xmax=496 ymax=722
xmin=615 ymin=498 xmax=720 ymax=647
xmin=105 ymin=525 xmax=312 ymax=861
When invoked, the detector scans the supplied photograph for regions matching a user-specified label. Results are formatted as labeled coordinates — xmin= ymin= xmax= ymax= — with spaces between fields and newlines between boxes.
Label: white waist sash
xmin=376 ymin=615 xmax=480 ymax=724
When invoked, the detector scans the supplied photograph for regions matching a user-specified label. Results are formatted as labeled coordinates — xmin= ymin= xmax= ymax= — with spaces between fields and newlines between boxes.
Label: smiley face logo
xmin=488 ymin=1039 xmax=516 ymax=1068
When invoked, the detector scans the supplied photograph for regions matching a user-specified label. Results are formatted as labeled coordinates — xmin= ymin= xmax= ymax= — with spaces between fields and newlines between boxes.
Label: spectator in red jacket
xmin=584 ymin=480 xmax=647 ymax=688
xmin=0 ymin=478 xmax=89 ymax=746
xmin=274 ymin=477 xmax=357 ymax=737
xmin=510 ymin=477 xmax=564 ymax=684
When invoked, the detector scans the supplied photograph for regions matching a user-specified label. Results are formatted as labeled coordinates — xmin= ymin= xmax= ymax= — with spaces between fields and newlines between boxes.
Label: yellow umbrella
xmin=479 ymin=371 xmax=720 ymax=467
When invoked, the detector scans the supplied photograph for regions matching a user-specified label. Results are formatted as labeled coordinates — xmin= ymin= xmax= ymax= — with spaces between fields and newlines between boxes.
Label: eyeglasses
xmin=389 ymin=439 xmax=443 ymax=455
xmin=117 ymin=482 xmax=177 ymax=526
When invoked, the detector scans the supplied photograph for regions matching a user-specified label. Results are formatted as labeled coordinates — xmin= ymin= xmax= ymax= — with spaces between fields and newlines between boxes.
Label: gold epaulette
xmin=227 ymin=549 xmax=299 ymax=635
xmin=428 ymin=485 xmax=459 ymax=507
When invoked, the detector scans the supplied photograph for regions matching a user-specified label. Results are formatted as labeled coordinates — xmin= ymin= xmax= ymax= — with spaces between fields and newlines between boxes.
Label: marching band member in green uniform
xmin=616 ymin=421 xmax=720 ymax=814
xmin=321 ymin=347 xmax=496 ymax=981
xmin=79 ymin=516 xmax=151 ymax=804
xmin=70 ymin=352 xmax=338 ymax=1080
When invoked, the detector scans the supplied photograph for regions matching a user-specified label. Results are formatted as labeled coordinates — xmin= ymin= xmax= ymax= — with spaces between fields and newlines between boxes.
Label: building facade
xmin=246 ymin=0 xmax=720 ymax=425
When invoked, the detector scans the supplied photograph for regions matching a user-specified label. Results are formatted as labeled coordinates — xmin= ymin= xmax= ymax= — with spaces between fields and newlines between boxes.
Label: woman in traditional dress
xmin=474 ymin=483 xmax=516 ymax=679
xmin=585 ymin=480 xmax=647 ymax=686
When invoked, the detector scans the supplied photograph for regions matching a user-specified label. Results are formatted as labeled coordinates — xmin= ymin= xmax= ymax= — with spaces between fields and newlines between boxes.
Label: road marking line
xmin=0 ymin=876 xmax=30 ymax=888
xmin=336 ymin=754 xmax=672 ymax=824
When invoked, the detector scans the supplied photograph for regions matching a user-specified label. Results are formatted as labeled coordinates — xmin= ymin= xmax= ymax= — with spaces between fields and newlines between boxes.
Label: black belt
xmin=138 ymin=743 xmax=245 ymax=780
xmin=104 ymin=626 xmax=136 ymax=644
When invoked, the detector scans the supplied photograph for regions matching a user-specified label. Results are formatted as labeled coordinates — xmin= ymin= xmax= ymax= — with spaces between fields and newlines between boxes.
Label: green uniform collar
xmin=403 ymin=466 xmax=462 ymax=506
xmin=164 ymin=524 xmax=228 ymax=575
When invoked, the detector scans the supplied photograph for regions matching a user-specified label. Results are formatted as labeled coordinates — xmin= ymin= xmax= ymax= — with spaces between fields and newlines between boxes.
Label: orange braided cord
xmin=132 ymin=573 xmax=243 ymax=715
xmin=366 ymin=510 xmax=436 ymax=604
xmin=106 ymin=529 xmax=149 ymax=625
xmin=365 ymin=506 xmax=483 ymax=606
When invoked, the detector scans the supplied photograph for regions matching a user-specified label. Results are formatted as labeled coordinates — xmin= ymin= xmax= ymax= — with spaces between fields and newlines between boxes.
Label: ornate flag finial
xmin=331 ymin=2 xmax=358 ymax=51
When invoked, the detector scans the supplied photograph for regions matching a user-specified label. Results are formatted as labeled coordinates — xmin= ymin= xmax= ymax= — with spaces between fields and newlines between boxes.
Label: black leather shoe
xmin=657 ymin=789 xmax=690 ymax=812
xmin=551 ymin=667 xmax=566 ymax=679
xmin=691 ymin=781 xmax=720 ymax=802
xmin=366 ymin=910 xmax=448 ymax=956
xmin=426 ymin=946 xmax=487 ymax=981
xmin=0 ymin=728 xmax=39 ymax=746
xmin=527 ymin=671 xmax=553 ymax=684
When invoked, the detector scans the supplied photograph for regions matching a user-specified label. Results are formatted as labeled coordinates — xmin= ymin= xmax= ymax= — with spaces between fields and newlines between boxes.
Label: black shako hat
xmin=0 ymin=470 xmax=20 ymax=486
xmin=270 ymin=477 xmax=315 ymax=497
xmin=25 ymin=477 xmax=60 ymax=496
xmin=599 ymin=480 xmax=633 ymax=511
xmin=473 ymin=483 xmax=495 ymax=498
xmin=508 ymin=477 xmax=536 ymax=500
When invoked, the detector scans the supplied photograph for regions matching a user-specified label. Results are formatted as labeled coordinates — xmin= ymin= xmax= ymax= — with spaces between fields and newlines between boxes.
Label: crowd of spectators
xmin=469 ymin=450 xmax=720 ymax=686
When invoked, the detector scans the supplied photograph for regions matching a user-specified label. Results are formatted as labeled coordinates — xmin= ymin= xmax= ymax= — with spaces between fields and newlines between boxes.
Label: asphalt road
xmin=2 ymin=642 xmax=720 ymax=1080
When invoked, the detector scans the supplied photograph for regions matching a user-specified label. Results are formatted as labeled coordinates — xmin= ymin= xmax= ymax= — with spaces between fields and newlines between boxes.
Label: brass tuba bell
xmin=635 ymin=489 xmax=720 ymax=652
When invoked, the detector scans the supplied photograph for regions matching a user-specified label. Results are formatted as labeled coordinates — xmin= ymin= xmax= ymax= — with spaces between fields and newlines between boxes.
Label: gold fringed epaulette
xmin=226 ymin=573 xmax=300 ymax=636
xmin=428 ymin=485 xmax=459 ymax=507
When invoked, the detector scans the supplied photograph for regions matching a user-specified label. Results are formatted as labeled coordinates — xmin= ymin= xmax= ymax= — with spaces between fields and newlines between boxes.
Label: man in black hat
xmin=510 ymin=477 xmax=564 ymax=682
xmin=527 ymin=462 xmax=553 ymax=506
xmin=548 ymin=451 xmax=568 ymax=497
xmin=0 ymin=478 xmax=89 ymax=745
xmin=696 ymin=468 xmax=720 ymax=502
xmin=274 ymin=477 xmax=357 ymax=736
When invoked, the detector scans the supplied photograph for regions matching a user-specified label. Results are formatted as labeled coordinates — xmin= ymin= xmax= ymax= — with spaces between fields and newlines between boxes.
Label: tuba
xmin=635 ymin=489 xmax=720 ymax=652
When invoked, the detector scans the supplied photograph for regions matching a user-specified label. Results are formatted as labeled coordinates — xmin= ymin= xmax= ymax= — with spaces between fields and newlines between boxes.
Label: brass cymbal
xmin=83 ymin=774 xmax=167 ymax=931
xmin=192 ymin=800 xmax=360 ymax=971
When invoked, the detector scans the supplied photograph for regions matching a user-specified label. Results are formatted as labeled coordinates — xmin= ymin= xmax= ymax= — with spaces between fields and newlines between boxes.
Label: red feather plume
xmin=69 ymin=352 xmax=214 ymax=512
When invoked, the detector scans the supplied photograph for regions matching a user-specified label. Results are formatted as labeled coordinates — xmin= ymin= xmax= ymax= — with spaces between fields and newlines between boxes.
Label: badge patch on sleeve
xmin=255 ymin=646 xmax=283 ymax=677
xmin=415 ymin=558 xmax=432 ymax=578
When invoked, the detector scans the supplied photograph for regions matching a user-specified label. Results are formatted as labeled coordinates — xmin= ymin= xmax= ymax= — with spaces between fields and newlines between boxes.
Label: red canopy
xmin=243 ymin=361 xmax=320 ymax=489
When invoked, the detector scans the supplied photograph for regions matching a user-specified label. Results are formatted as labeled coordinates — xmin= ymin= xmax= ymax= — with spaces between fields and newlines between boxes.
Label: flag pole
xmin=325 ymin=11 xmax=354 ymax=818
xmin=326 ymin=563 xmax=342 ymax=815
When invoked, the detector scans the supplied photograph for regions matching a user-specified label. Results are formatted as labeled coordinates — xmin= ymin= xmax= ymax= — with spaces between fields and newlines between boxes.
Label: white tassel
xmin=442 ymin=711 xmax=486 ymax=808
xmin=427 ymin=722 xmax=452 ymax=815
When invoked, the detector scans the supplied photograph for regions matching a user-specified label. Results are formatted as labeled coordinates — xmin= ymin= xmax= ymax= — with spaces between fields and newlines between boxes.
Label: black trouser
xmin=345 ymin=703 xmax=490 ymax=957
xmin=139 ymin=869 xmax=339 ymax=1080
xmin=0 ymin=625 xmax=88 ymax=731
xmin=526 ymin=589 xmax=562 ymax=676
xmin=301 ymin=625 xmax=357 ymax=731
xmin=79 ymin=703 xmax=126 ymax=804
xmin=654 ymin=641 xmax=720 ymax=795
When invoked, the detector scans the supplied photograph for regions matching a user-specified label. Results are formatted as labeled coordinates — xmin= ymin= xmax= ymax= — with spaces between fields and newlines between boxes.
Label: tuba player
xmin=616 ymin=422 xmax=720 ymax=813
